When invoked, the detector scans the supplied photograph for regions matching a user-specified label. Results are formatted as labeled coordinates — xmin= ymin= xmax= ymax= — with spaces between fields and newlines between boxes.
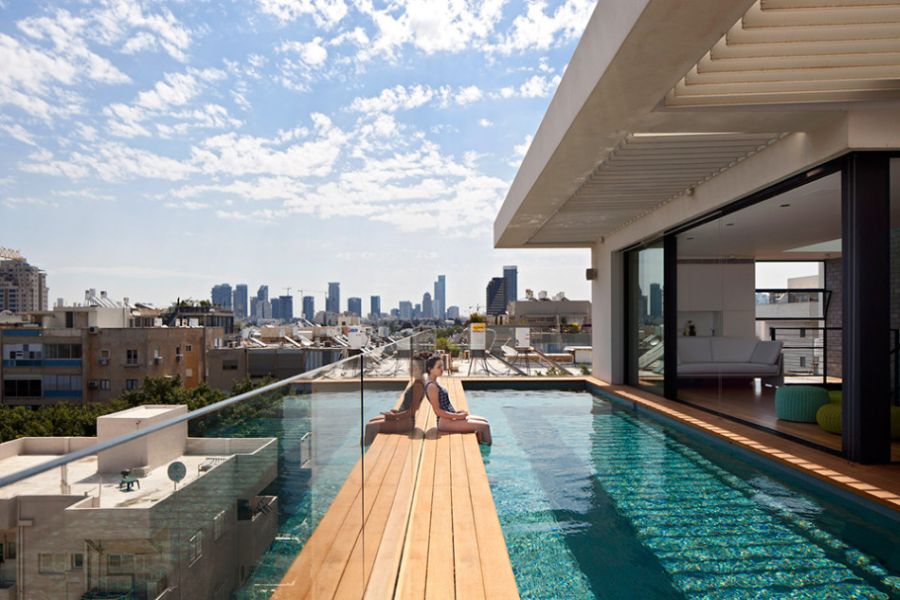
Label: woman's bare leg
xmin=438 ymin=417 xmax=492 ymax=445
xmin=364 ymin=417 xmax=384 ymax=446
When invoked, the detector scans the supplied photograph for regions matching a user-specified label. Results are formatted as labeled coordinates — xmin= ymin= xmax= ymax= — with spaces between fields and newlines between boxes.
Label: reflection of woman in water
xmin=424 ymin=355 xmax=492 ymax=445
xmin=364 ymin=356 xmax=426 ymax=445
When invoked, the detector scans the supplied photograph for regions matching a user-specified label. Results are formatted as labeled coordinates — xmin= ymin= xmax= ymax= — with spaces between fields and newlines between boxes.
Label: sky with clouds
xmin=0 ymin=0 xmax=594 ymax=313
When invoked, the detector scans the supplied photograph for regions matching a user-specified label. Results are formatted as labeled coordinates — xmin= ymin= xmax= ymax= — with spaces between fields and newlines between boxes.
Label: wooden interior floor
xmin=676 ymin=379 xmax=900 ymax=461
xmin=274 ymin=381 xmax=519 ymax=600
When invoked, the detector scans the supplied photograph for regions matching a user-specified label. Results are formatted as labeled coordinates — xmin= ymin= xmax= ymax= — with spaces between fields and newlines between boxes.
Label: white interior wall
xmin=677 ymin=263 xmax=756 ymax=338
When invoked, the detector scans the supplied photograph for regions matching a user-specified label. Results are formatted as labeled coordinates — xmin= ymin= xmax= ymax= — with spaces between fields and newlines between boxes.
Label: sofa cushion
xmin=711 ymin=338 xmax=756 ymax=363
xmin=750 ymin=340 xmax=782 ymax=365
xmin=677 ymin=362 xmax=779 ymax=376
xmin=678 ymin=337 xmax=711 ymax=364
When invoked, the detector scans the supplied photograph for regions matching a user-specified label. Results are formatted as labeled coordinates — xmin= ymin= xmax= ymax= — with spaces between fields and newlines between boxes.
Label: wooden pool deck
xmin=274 ymin=379 xmax=519 ymax=600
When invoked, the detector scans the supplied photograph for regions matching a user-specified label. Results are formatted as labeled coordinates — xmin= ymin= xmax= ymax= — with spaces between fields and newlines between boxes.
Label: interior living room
xmin=627 ymin=164 xmax=900 ymax=459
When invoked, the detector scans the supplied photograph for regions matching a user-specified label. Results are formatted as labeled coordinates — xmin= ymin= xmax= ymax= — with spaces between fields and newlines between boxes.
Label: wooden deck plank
xmin=425 ymin=433 xmax=455 ymax=600
xmin=395 ymin=418 xmax=437 ymax=600
xmin=303 ymin=434 xmax=403 ymax=600
xmin=450 ymin=433 xmax=486 ymax=600
xmin=272 ymin=434 xmax=392 ymax=600
xmin=364 ymin=403 xmax=434 ymax=600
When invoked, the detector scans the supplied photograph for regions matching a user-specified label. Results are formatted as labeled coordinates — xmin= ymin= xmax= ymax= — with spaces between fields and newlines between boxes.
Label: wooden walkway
xmin=274 ymin=379 xmax=519 ymax=600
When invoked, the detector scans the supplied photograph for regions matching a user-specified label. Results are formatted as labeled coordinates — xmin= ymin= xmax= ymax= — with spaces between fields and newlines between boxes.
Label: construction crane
xmin=297 ymin=289 xmax=327 ymax=299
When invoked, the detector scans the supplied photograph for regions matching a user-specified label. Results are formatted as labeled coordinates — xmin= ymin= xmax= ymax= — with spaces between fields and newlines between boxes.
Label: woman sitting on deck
xmin=364 ymin=356 xmax=426 ymax=445
xmin=424 ymin=355 xmax=492 ymax=445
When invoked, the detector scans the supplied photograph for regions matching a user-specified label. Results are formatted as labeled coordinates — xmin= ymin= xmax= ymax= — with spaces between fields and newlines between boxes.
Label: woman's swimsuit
xmin=425 ymin=380 xmax=455 ymax=424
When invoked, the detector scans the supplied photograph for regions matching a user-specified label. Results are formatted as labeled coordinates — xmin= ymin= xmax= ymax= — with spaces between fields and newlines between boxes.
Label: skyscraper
xmin=503 ymin=265 xmax=518 ymax=308
xmin=347 ymin=297 xmax=362 ymax=317
xmin=649 ymin=283 xmax=663 ymax=322
xmin=257 ymin=285 xmax=269 ymax=303
xmin=486 ymin=277 xmax=506 ymax=316
xmin=233 ymin=284 xmax=248 ymax=319
xmin=302 ymin=296 xmax=315 ymax=321
xmin=211 ymin=283 xmax=233 ymax=309
xmin=370 ymin=295 xmax=381 ymax=318
xmin=422 ymin=292 xmax=433 ymax=319
xmin=327 ymin=282 xmax=340 ymax=314
xmin=433 ymin=275 xmax=446 ymax=320
xmin=399 ymin=301 xmax=413 ymax=320
xmin=277 ymin=295 xmax=293 ymax=321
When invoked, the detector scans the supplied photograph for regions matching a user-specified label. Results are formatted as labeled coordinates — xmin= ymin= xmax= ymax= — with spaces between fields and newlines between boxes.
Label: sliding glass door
xmin=626 ymin=240 xmax=665 ymax=395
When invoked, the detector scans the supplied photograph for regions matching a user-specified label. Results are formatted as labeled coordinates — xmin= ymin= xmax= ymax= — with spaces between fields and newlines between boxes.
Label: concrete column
xmin=591 ymin=240 xmax=624 ymax=383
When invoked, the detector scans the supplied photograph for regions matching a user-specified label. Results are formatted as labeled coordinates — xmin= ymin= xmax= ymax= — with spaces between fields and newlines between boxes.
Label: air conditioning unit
xmin=153 ymin=356 xmax=163 ymax=365
xmin=88 ymin=380 xmax=99 ymax=389
xmin=98 ymin=357 xmax=109 ymax=366
xmin=88 ymin=326 xmax=99 ymax=334
xmin=175 ymin=354 xmax=184 ymax=362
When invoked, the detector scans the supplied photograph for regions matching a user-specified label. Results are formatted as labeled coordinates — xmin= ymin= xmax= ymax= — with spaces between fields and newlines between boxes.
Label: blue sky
xmin=0 ymin=0 xmax=593 ymax=313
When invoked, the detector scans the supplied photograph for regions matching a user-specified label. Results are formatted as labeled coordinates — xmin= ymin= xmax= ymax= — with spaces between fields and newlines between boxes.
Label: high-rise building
xmin=276 ymin=295 xmax=293 ymax=321
xmin=370 ymin=295 xmax=381 ymax=319
xmin=211 ymin=283 xmax=233 ymax=309
xmin=0 ymin=249 xmax=48 ymax=313
xmin=257 ymin=285 xmax=269 ymax=303
xmin=503 ymin=265 xmax=518 ymax=308
xmin=233 ymin=284 xmax=248 ymax=319
xmin=399 ymin=301 xmax=413 ymax=320
xmin=347 ymin=297 xmax=362 ymax=316
xmin=447 ymin=305 xmax=460 ymax=320
xmin=422 ymin=292 xmax=433 ymax=319
xmin=649 ymin=283 xmax=663 ymax=322
xmin=327 ymin=282 xmax=340 ymax=314
xmin=433 ymin=275 xmax=446 ymax=320
xmin=302 ymin=296 xmax=315 ymax=321
xmin=486 ymin=277 xmax=506 ymax=316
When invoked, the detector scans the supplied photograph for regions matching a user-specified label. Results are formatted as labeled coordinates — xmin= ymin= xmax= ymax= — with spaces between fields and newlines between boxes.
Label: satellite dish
xmin=167 ymin=461 xmax=187 ymax=483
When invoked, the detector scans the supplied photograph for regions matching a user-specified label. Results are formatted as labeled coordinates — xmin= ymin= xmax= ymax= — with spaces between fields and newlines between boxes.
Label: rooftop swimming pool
xmin=468 ymin=389 xmax=900 ymax=599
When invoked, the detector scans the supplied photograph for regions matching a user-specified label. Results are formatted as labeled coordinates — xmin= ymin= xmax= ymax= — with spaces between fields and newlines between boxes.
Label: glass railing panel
xmin=0 ymin=330 xmax=434 ymax=600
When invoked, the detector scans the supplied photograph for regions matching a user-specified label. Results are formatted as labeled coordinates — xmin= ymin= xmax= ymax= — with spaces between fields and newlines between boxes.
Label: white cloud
xmin=257 ymin=0 xmax=348 ymax=28
xmin=280 ymin=38 xmax=329 ymax=68
xmin=190 ymin=113 xmax=347 ymax=178
xmin=519 ymin=74 xmax=560 ymax=98
xmin=2 ymin=196 xmax=58 ymax=209
xmin=509 ymin=133 xmax=533 ymax=166
xmin=91 ymin=0 xmax=193 ymax=62
xmin=491 ymin=0 xmax=595 ymax=54
xmin=0 ymin=122 xmax=37 ymax=145
xmin=478 ymin=118 xmax=493 ymax=128
xmin=454 ymin=85 xmax=482 ymax=106
xmin=350 ymin=84 xmax=437 ymax=114
xmin=20 ymin=143 xmax=197 ymax=182
xmin=355 ymin=0 xmax=505 ymax=60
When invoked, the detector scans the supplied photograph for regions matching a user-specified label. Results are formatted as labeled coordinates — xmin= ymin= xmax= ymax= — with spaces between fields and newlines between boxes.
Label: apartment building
xmin=1 ymin=327 xmax=223 ymax=406
xmin=0 ymin=250 xmax=48 ymax=315
xmin=0 ymin=405 xmax=277 ymax=599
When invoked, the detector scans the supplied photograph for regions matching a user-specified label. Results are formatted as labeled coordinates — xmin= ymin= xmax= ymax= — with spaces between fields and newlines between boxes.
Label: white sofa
xmin=677 ymin=337 xmax=783 ymax=385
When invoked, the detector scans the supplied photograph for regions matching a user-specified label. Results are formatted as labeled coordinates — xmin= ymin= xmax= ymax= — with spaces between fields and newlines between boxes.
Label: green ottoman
xmin=775 ymin=385 xmax=829 ymax=422
xmin=816 ymin=402 xmax=842 ymax=434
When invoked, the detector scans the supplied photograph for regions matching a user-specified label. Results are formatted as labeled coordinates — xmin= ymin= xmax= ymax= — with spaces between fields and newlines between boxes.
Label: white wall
xmin=677 ymin=263 xmax=756 ymax=338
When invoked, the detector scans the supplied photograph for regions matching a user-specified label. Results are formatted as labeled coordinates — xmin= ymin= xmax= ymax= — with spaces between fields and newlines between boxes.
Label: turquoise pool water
xmin=203 ymin=389 xmax=399 ymax=599
xmin=468 ymin=389 xmax=900 ymax=599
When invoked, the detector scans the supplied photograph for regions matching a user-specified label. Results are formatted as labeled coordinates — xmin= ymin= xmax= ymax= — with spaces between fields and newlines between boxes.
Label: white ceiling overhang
xmin=495 ymin=0 xmax=900 ymax=249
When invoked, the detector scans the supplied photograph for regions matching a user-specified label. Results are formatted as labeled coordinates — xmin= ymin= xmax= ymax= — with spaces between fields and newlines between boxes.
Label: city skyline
xmin=0 ymin=1 xmax=593 ymax=313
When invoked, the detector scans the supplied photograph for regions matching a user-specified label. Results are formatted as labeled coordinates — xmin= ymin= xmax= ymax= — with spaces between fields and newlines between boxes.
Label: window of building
xmin=42 ymin=375 xmax=82 ymax=392
xmin=39 ymin=553 xmax=68 ymax=574
xmin=100 ymin=350 xmax=110 ymax=359
xmin=71 ymin=553 xmax=83 ymax=569
xmin=107 ymin=554 xmax=134 ymax=575
xmin=100 ymin=379 xmax=111 ymax=391
xmin=222 ymin=360 xmax=238 ymax=371
xmin=125 ymin=379 xmax=139 ymax=391
xmin=125 ymin=349 xmax=138 ymax=365
xmin=3 ymin=379 xmax=42 ymax=398
xmin=213 ymin=510 xmax=226 ymax=540
xmin=187 ymin=530 xmax=203 ymax=564
xmin=44 ymin=344 xmax=82 ymax=359
xmin=7 ymin=541 xmax=16 ymax=559
xmin=185 ymin=344 xmax=193 ymax=352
